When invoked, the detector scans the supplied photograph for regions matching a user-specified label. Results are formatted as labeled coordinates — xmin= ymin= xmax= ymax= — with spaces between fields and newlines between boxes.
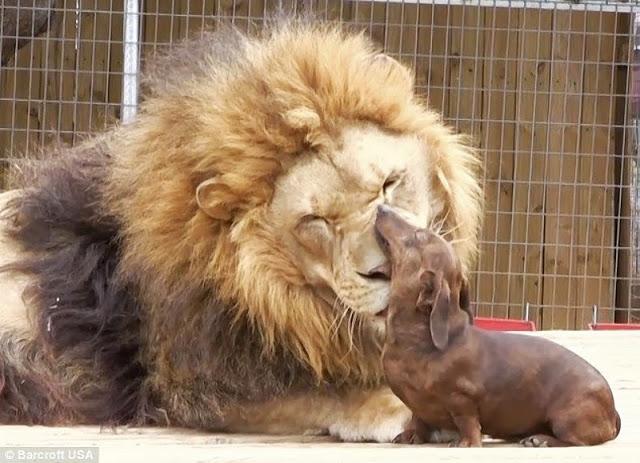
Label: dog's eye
xmin=424 ymin=284 xmax=434 ymax=297
xmin=420 ymin=270 xmax=437 ymax=288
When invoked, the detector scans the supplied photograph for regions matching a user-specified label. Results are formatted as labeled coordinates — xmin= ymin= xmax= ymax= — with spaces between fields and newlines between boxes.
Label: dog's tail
xmin=614 ymin=410 xmax=622 ymax=438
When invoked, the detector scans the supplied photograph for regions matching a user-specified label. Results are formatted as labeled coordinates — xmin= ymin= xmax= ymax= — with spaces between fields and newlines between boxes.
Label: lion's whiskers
xmin=441 ymin=221 xmax=463 ymax=239
xmin=430 ymin=208 xmax=451 ymax=234
xmin=448 ymin=236 xmax=471 ymax=245
xmin=330 ymin=297 xmax=358 ymax=352
xmin=326 ymin=294 xmax=377 ymax=360
xmin=326 ymin=297 xmax=368 ymax=359
xmin=433 ymin=217 xmax=446 ymax=235
xmin=356 ymin=313 xmax=365 ymax=344
xmin=347 ymin=311 xmax=356 ymax=354
xmin=329 ymin=298 xmax=348 ymax=336
xmin=340 ymin=309 xmax=365 ymax=360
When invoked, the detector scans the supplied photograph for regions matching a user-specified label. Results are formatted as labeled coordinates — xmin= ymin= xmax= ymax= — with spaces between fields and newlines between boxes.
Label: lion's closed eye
xmin=299 ymin=214 xmax=326 ymax=224
xmin=295 ymin=215 xmax=332 ymax=256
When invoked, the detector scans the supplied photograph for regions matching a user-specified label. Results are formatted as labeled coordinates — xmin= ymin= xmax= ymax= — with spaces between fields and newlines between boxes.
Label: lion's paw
xmin=328 ymin=390 xmax=412 ymax=443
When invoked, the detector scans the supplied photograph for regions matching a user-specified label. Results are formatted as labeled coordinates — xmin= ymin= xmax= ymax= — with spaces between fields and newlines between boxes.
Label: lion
xmin=0 ymin=19 xmax=482 ymax=442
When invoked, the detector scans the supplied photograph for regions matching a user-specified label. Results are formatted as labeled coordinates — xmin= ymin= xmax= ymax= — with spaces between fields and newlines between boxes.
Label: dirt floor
xmin=0 ymin=330 xmax=637 ymax=463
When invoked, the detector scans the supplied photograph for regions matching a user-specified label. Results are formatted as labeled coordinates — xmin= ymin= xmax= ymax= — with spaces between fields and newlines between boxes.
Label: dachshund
xmin=376 ymin=205 xmax=621 ymax=447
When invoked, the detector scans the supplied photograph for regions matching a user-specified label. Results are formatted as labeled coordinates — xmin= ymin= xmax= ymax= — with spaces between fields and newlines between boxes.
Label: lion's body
xmin=0 ymin=20 xmax=481 ymax=440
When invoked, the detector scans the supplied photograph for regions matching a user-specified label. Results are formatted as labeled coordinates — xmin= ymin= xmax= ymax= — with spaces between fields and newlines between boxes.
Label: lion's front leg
xmin=221 ymin=388 xmax=409 ymax=442
xmin=222 ymin=387 xmax=458 ymax=443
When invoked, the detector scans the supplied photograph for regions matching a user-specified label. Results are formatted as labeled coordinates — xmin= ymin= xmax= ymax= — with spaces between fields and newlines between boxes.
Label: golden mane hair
xmin=107 ymin=20 xmax=482 ymax=382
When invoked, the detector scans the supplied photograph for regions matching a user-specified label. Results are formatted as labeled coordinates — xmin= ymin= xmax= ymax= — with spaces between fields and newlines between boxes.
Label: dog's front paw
xmin=392 ymin=429 xmax=423 ymax=445
xmin=520 ymin=434 xmax=557 ymax=447
xmin=427 ymin=429 xmax=460 ymax=444
xmin=449 ymin=438 xmax=481 ymax=448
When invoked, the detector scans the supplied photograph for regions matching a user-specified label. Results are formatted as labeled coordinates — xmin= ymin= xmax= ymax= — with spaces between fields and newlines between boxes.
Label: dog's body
xmin=376 ymin=205 xmax=621 ymax=447
xmin=384 ymin=323 xmax=621 ymax=446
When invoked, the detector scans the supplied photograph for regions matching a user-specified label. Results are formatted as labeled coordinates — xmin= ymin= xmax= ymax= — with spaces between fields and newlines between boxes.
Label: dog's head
xmin=375 ymin=205 xmax=472 ymax=350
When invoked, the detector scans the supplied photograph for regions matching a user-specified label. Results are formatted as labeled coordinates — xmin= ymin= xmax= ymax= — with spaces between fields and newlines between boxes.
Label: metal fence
xmin=1 ymin=0 xmax=639 ymax=329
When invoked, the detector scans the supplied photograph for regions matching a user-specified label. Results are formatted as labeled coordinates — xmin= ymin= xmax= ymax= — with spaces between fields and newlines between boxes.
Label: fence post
xmin=122 ymin=0 xmax=140 ymax=124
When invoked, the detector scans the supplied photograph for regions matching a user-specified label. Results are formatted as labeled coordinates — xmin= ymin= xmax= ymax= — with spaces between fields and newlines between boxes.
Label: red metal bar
xmin=475 ymin=317 xmax=537 ymax=331
xmin=588 ymin=323 xmax=640 ymax=330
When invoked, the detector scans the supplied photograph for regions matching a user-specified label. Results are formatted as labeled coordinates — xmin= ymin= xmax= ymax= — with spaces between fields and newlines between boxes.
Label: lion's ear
xmin=372 ymin=53 xmax=403 ymax=70
xmin=196 ymin=178 xmax=234 ymax=221
xmin=283 ymin=107 xmax=321 ymax=130
xmin=371 ymin=53 xmax=414 ymax=88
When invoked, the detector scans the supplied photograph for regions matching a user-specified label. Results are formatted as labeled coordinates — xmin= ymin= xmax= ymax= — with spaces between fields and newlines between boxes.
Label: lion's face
xmin=268 ymin=124 xmax=437 ymax=327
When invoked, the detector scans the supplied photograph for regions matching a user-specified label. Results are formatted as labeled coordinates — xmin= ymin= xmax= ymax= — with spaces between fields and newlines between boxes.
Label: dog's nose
xmin=377 ymin=204 xmax=392 ymax=217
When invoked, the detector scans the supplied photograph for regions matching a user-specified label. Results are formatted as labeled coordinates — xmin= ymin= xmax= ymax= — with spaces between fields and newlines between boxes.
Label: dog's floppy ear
xmin=430 ymin=278 xmax=451 ymax=350
xmin=459 ymin=276 xmax=473 ymax=325
xmin=417 ymin=270 xmax=437 ymax=308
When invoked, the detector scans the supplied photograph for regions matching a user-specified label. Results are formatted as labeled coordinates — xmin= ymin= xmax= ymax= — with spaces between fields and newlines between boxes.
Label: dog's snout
xmin=375 ymin=205 xmax=394 ymax=246
xmin=376 ymin=204 xmax=407 ymax=227
xmin=375 ymin=205 xmax=397 ymax=234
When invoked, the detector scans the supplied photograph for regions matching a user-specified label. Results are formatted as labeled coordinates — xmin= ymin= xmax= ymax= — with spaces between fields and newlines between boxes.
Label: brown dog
xmin=376 ymin=205 xmax=621 ymax=447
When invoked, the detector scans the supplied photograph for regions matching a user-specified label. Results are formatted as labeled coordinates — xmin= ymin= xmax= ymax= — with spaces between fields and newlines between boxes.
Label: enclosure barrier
xmin=1 ymin=0 xmax=640 ymax=329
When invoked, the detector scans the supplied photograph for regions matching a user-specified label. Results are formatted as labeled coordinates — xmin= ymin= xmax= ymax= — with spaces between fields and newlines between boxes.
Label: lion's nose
xmin=358 ymin=262 xmax=391 ymax=281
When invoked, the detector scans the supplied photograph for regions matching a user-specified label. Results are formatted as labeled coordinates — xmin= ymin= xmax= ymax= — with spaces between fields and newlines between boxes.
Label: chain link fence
xmin=1 ymin=0 xmax=639 ymax=328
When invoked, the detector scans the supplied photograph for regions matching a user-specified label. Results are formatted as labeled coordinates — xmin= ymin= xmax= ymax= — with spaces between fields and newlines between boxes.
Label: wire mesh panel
xmin=1 ymin=0 xmax=639 ymax=329
xmin=0 ymin=1 xmax=124 ymax=157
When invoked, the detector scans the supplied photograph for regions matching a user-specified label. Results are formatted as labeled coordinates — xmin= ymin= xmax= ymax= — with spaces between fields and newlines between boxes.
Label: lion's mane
xmin=0 ymin=19 xmax=481 ymax=426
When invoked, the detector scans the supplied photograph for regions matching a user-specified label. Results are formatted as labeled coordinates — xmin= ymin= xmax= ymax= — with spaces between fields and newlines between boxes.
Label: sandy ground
xmin=0 ymin=330 xmax=637 ymax=463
